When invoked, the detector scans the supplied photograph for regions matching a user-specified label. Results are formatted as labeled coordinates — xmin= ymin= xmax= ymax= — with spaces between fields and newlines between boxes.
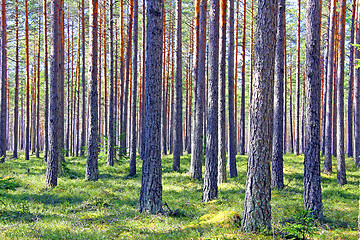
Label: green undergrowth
xmin=0 ymin=151 xmax=358 ymax=239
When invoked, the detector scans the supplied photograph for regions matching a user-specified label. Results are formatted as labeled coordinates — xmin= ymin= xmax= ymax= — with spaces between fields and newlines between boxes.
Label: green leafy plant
xmin=280 ymin=209 xmax=317 ymax=240
xmin=0 ymin=176 xmax=21 ymax=190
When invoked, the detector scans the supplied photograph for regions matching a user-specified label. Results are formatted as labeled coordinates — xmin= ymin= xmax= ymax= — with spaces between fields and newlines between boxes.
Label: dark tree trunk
xmin=139 ymin=0 xmax=164 ymax=213
xmin=13 ymin=0 xmax=19 ymax=159
xmin=45 ymin=0 xmax=64 ymax=187
xmin=303 ymin=0 xmax=322 ymax=218
xmin=348 ymin=0 xmax=355 ymax=158
xmin=239 ymin=0 xmax=246 ymax=155
xmin=202 ymin=0 xmax=219 ymax=202
xmin=336 ymin=0 xmax=347 ymax=185
xmin=107 ymin=0 xmax=115 ymax=166
xmin=0 ymin=0 xmax=6 ymax=162
xmin=86 ymin=0 xmax=99 ymax=182
xmin=241 ymin=0 xmax=276 ymax=231
xmin=129 ymin=0 xmax=138 ymax=176
xmin=227 ymin=0 xmax=237 ymax=178
xmin=217 ymin=0 xmax=226 ymax=184
xmin=25 ymin=0 xmax=30 ymax=160
xmin=271 ymin=0 xmax=285 ymax=190
xmin=190 ymin=0 xmax=206 ymax=180
xmin=289 ymin=63 xmax=294 ymax=152
xmin=139 ymin=0 xmax=146 ymax=159
xmin=324 ymin=0 xmax=336 ymax=173
xmin=172 ymin=0 xmax=182 ymax=172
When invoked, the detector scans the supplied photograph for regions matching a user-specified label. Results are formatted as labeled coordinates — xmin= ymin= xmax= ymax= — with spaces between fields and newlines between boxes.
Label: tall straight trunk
xmin=103 ymin=4 xmax=107 ymax=143
xmin=0 ymin=0 xmax=6 ymax=162
xmin=321 ymin=3 xmax=331 ymax=155
xmin=25 ymin=0 xmax=30 ymax=160
xmin=304 ymin=0 xmax=322 ymax=218
xmin=217 ymin=0 xmax=226 ymax=184
xmin=139 ymin=0 xmax=146 ymax=158
xmin=13 ymin=0 xmax=19 ymax=159
xmin=228 ymin=0 xmax=237 ymax=178
xmin=161 ymin=16 xmax=169 ymax=155
xmin=348 ymin=0 xmax=356 ymax=158
xmin=121 ymin=0 xmax=134 ymax=154
xmin=234 ymin=0 xmax=239 ymax=152
xmin=324 ymin=0 xmax=336 ymax=173
xmin=336 ymin=0 xmax=347 ymax=185
xmin=332 ymin=17 xmax=338 ymax=158
xmin=98 ymin=6 xmax=102 ymax=144
xmin=173 ymin=0 xmax=183 ymax=171
xmin=45 ymin=0 xmax=64 ymax=187
xmin=80 ymin=0 xmax=86 ymax=157
xmin=203 ymin=0 xmax=219 ymax=202
xmin=86 ymin=0 xmax=99 ymax=181
xmin=239 ymin=0 xmax=246 ymax=155
xmin=139 ymin=0 xmax=164 ymax=213
xmin=107 ymin=0 xmax=115 ymax=166
xmin=355 ymin=2 xmax=360 ymax=168
xmin=65 ymin=15 xmax=71 ymax=156
xmin=44 ymin=0 xmax=49 ymax=161
xmin=129 ymin=0 xmax=138 ymax=176
xmin=36 ymin=10 xmax=41 ymax=158
xmin=241 ymin=0 xmax=277 ymax=231
xmin=294 ymin=0 xmax=300 ymax=155
xmin=272 ymin=0 xmax=285 ymax=190
xmin=186 ymin=29 xmax=193 ymax=154
xmin=190 ymin=0 xmax=206 ymax=180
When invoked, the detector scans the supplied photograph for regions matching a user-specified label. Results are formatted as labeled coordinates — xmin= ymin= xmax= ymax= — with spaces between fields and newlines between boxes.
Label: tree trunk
xmin=348 ymin=0 xmax=356 ymax=158
xmin=139 ymin=0 xmax=146 ymax=159
xmin=13 ymin=0 xmax=19 ymax=159
xmin=0 ymin=0 xmax=6 ymax=162
xmin=36 ymin=10 xmax=41 ymax=158
xmin=241 ymin=0 xmax=276 ymax=231
xmin=139 ymin=0 xmax=164 ymax=213
xmin=272 ymin=0 xmax=285 ymax=190
xmin=129 ymin=0 xmax=138 ymax=176
xmin=80 ymin=0 xmax=86 ymax=157
xmin=202 ymin=0 xmax=219 ymax=202
xmin=107 ymin=0 xmax=115 ymax=166
xmin=303 ymin=0 xmax=322 ymax=218
xmin=324 ymin=0 xmax=337 ymax=173
xmin=190 ymin=0 xmax=206 ymax=180
xmin=173 ymin=0 xmax=183 ymax=172
xmin=336 ymin=0 xmax=347 ymax=185
xmin=227 ymin=0 xmax=237 ymax=178
xmin=355 ymin=0 xmax=360 ymax=168
xmin=25 ymin=0 xmax=30 ymax=160
xmin=86 ymin=0 xmax=99 ymax=182
xmin=45 ymin=0 xmax=64 ymax=187
xmin=217 ymin=0 xmax=226 ymax=184
xmin=294 ymin=0 xmax=300 ymax=155
xmin=239 ymin=0 xmax=246 ymax=155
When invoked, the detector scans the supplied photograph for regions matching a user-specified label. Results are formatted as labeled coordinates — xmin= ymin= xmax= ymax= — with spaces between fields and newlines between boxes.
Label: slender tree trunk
xmin=190 ymin=0 xmax=206 ymax=180
xmin=25 ymin=0 xmax=30 ymax=160
xmin=0 ymin=0 xmax=6 ymax=162
xmin=43 ymin=0 xmax=49 ymax=161
xmin=348 ymin=0 xmax=356 ymax=158
xmin=203 ymin=0 xmax=219 ymax=202
xmin=228 ymin=0 xmax=237 ymax=178
xmin=355 ymin=1 xmax=360 ymax=168
xmin=283 ymin=22 xmax=287 ymax=153
xmin=336 ymin=0 xmax=347 ymax=185
xmin=272 ymin=0 xmax=285 ymax=190
xmin=129 ymin=0 xmax=138 ymax=176
xmin=294 ymin=0 xmax=301 ymax=155
xmin=139 ymin=0 xmax=146 ymax=158
xmin=36 ymin=10 xmax=41 ymax=158
xmin=139 ymin=0 xmax=164 ymax=213
xmin=303 ymin=0 xmax=322 ymax=218
xmin=173 ymin=0 xmax=183 ymax=172
xmin=13 ymin=0 xmax=19 ymax=159
xmin=80 ymin=0 xmax=86 ymax=157
xmin=217 ymin=0 xmax=226 ymax=184
xmin=86 ymin=0 xmax=99 ymax=181
xmin=241 ymin=0 xmax=276 ymax=231
xmin=289 ymin=61 xmax=294 ymax=152
xmin=45 ymin=0 xmax=64 ymax=187
xmin=239 ymin=0 xmax=246 ymax=155
xmin=324 ymin=0 xmax=337 ymax=173
xmin=107 ymin=0 xmax=115 ymax=166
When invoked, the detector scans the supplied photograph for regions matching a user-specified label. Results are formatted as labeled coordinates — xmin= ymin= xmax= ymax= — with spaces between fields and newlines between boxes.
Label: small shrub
xmin=280 ymin=209 xmax=317 ymax=240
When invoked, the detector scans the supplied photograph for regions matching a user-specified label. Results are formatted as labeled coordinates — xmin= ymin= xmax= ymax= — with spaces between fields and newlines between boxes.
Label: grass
xmin=0 ymin=151 xmax=358 ymax=239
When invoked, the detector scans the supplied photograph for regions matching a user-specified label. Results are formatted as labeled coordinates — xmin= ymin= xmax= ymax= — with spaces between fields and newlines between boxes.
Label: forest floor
xmin=0 ymin=151 xmax=358 ymax=239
